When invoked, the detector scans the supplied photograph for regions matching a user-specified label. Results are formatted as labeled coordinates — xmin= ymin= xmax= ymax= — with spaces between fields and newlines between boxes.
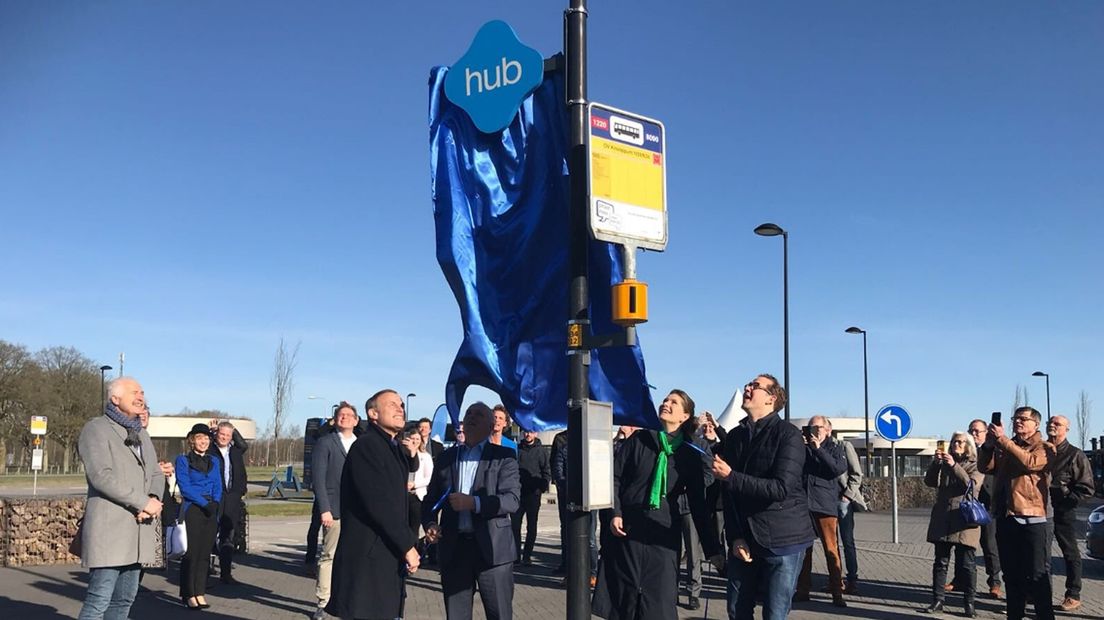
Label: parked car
xmin=1088 ymin=505 xmax=1104 ymax=559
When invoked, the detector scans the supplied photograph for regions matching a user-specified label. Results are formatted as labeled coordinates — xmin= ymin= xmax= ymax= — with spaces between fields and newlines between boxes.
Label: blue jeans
xmin=838 ymin=499 xmax=858 ymax=582
xmin=727 ymin=550 xmax=803 ymax=620
xmin=78 ymin=564 xmax=141 ymax=620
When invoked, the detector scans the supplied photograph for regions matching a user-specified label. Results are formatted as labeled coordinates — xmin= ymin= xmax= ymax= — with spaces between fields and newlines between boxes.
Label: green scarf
xmin=647 ymin=430 xmax=684 ymax=510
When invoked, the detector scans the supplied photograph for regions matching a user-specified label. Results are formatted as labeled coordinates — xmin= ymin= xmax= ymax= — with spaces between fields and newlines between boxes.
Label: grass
xmin=246 ymin=501 xmax=315 ymax=517
xmin=0 ymin=474 xmax=86 ymax=488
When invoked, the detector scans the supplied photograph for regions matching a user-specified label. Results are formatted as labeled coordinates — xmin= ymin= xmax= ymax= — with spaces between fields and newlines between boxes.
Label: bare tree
xmin=269 ymin=338 xmax=300 ymax=466
xmin=1076 ymin=390 xmax=1092 ymax=449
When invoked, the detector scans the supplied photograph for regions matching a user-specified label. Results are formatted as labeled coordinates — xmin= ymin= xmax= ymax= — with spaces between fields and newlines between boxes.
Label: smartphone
xmin=801 ymin=425 xmax=813 ymax=438
xmin=936 ymin=440 xmax=946 ymax=452
xmin=990 ymin=411 xmax=1002 ymax=426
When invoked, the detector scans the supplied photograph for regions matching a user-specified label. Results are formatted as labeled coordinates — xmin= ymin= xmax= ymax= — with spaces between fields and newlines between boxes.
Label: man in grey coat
xmin=311 ymin=401 xmax=359 ymax=620
xmin=77 ymin=376 xmax=164 ymax=620
xmin=836 ymin=440 xmax=866 ymax=593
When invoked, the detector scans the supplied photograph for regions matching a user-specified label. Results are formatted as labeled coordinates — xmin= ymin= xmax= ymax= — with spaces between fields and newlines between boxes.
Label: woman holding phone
xmin=921 ymin=431 xmax=985 ymax=617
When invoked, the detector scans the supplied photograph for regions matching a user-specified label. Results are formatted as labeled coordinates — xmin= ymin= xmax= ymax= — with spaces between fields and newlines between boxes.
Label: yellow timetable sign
xmin=587 ymin=103 xmax=667 ymax=251
xmin=30 ymin=415 xmax=47 ymax=435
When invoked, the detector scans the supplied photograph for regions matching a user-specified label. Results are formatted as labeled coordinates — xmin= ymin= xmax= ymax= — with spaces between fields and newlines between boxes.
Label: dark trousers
xmin=555 ymin=487 xmax=597 ymax=574
xmin=979 ymin=515 xmax=1001 ymax=588
xmin=217 ymin=494 xmax=242 ymax=580
xmin=932 ymin=542 xmax=976 ymax=606
xmin=305 ymin=500 xmax=321 ymax=565
xmin=180 ymin=505 xmax=218 ymax=598
xmin=408 ymin=494 xmax=423 ymax=540
xmin=441 ymin=536 xmax=513 ymax=620
xmin=511 ymin=489 xmax=542 ymax=560
xmin=996 ymin=517 xmax=1054 ymax=620
xmin=1053 ymin=508 xmax=1082 ymax=599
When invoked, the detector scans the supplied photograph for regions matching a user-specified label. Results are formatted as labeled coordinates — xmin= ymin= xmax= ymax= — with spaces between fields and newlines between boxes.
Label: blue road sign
xmin=875 ymin=404 xmax=912 ymax=442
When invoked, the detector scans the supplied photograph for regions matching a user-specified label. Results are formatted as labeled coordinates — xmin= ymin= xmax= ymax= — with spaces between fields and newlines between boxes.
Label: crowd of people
xmin=75 ymin=375 xmax=1097 ymax=620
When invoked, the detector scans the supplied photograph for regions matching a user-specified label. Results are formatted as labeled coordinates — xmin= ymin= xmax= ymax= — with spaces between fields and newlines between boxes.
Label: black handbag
xmin=960 ymin=479 xmax=991 ymax=526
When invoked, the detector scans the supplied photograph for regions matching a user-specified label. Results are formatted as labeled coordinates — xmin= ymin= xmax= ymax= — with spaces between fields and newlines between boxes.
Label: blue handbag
xmin=959 ymin=479 xmax=991 ymax=526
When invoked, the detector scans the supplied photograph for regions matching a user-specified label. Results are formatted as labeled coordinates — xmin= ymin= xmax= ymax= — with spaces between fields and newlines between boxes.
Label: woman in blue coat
xmin=175 ymin=423 xmax=223 ymax=609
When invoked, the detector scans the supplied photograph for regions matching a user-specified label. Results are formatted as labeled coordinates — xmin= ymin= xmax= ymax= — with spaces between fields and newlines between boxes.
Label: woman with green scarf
xmin=593 ymin=389 xmax=722 ymax=620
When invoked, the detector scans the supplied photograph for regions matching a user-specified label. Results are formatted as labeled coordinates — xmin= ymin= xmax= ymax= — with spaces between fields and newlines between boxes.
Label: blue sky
xmin=2 ymin=1 xmax=1101 ymax=441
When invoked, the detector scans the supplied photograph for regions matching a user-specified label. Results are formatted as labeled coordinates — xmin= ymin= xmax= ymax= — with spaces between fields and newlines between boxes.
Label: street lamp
xmin=754 ymin=222 xmax=789 ymax=420
xmin=1031 ymin=371 xmax=1051 ymax=421
xmin=99 ymin=365 xmax=113 ymax=412
xmin=845 ymin=327 xmax=871 ymax=477
xmin=406 ymin=393 xmax=417 ymax=419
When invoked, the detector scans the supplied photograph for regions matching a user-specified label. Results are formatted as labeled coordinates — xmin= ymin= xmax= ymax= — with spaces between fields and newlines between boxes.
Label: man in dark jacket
xmin=326 ymin=390 xmax=421 ymax=620
xmin=211 ymin=420 xmax=248 ymax=585
xmin=419 ymin=417 xmax=445 ymax=460
xmin=1046 ymin=415 xmax=1095 ymax=612
xmin=512 ymin=428 xmax=550 ymax=565
xmin=311 ymin=402 xmax=358 ymax=619
xmin=967 ymin=418 xmax=1002 ymax=599
xmin=713 ymin=374 xmax=813 ymax=620
xmin=423 ymin=402 xmax=520 ymax=620
xmin=794 ymin=416 xmax=848 ymax=607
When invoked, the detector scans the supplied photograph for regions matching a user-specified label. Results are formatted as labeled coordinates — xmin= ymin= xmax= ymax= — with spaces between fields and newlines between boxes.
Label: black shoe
xmin=687 ymin=596 xmax=700 ymax=611
xmin=963 ymin=602 xmax=976 ymax=618
xmin=832 ymin=597 xmax=848 ymax=608
xmin=521 ymin=555 xmax=533 ymax=566
xmin=220 ymin=576 xmax=239 ymax=585
xmin=921 ymin=601 xmax=944 ymax=614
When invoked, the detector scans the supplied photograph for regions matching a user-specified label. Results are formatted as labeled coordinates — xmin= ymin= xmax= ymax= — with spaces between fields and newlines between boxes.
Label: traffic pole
xmin=565 ymin=1 xmax=591 ymax=619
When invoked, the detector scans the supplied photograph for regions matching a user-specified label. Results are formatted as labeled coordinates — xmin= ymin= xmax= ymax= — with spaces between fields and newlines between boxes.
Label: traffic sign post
xmin=875 ymin=404 xmax=912 ymax=544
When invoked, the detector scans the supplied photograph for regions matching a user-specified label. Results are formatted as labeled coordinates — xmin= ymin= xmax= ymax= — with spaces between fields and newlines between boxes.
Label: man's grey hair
xmin=217 ymin=421 xmax=235 ymax=432
xmin=106 ymin=376 xmax=139 ymax=399
xmin=809 ymin=415 xmax=832 ymax=429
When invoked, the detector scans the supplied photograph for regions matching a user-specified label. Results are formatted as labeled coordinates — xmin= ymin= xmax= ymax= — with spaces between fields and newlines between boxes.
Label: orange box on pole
xmin=611 ymin=279 xmax=648 ymax=326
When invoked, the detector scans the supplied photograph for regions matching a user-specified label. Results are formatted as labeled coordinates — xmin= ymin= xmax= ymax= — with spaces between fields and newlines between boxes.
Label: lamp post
xmin=99 ymin=365 xmax=113 ymax=411
xmin=845 ymin=327 xmax=871 ymax=477
xmin=406 ymin=393 xmax=417 ymax=420
xmin=754 ymin=222 xmax=789 ymax=420
xmin=1031 ymin=371 xmax=1051 ymax=421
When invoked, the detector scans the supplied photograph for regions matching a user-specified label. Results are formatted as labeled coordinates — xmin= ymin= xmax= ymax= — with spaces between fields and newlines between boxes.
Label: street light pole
xmin=754 ymin=222 xmax=790 ymax=420
xmin=99 ymin=365 xmax=113 ymax=412
xmin=845 ymin=327 xmax=871 ymax=477
xmin=406 ymin=393 xmax=417 ymax=419
xmin=1031 ymin=371 xmax=1051 ymax=421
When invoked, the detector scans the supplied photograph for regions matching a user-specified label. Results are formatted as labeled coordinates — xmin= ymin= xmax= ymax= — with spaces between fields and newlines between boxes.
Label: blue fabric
xmin=727 ymin=550 xmax=803 ymax=620
xmin=500 ymin=436 xmax=518 ymax=453
xmin=457 ymin=440 xmax=487 ymax=532
xmin=78 ymin=564 xmax=141 ymax=620
xmin=429 ymin=65 xmax=657 ymax=433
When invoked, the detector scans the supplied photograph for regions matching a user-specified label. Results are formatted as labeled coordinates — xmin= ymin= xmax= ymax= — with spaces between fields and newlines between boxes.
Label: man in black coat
xmin=713 ymin=374 xmax=814 ymax=620
xmin=1046 ymin=415 xmax=1095 ymax=612
xmin=326 ymin=390 xmax=421 ymax=620
xmin=423 ymin=402 xmax=520 ymax=620
xmin=211 ymin=420 xmax=248 ymax=585
xmin=794 ymin=416 xmax=848 ymax=606
xmin=512 ymin=428 xmax=550 ymax=564
xmin=967 ymin=418 xmax=1002 ymax=599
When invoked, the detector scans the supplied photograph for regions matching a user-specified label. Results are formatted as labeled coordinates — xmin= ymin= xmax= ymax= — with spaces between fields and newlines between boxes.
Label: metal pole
xmin=863 ymin=331 xmax=871 ymax=478
xmin=782 ymin=231 xmax=790 ymax=420
xmin=565 ymin=2 xmax=590 ymax=618
xmin=891 ymin=441 xmax=898 ymax=543
xmin=1045 ymin=375 xmax=1051 ymax=422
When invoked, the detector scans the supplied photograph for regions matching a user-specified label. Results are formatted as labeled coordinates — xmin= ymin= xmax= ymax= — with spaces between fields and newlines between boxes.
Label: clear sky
xmin=2 ymin=1 xmax=1101 ymax=441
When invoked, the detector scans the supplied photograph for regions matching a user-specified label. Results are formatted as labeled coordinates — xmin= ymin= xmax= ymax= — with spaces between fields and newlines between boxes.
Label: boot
xmin=963 ymin=601 xmax=976 ymax=618
xmin=921 ymin=601 xmax=945 ymax=614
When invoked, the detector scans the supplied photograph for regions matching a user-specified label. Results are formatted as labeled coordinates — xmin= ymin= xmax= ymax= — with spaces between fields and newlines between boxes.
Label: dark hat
xmin=187 ymin=423 xmax=210 ymax=438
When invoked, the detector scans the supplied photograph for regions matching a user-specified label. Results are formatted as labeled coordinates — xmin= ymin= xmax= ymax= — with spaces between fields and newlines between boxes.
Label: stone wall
xmin=863 ymin=477 xmax=936 ymax=511
xmin=0 ymin=496 xmax=84 ymax=567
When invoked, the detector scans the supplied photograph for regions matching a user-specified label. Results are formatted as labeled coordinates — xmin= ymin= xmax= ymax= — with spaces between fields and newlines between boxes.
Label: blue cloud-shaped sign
xmin=444 ymin=20 xmax=544 ymax=134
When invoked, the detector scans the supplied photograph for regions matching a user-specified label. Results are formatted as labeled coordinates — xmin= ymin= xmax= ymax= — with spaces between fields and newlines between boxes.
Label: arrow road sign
xmin=875 ymin=404 xmax=912 ymax=442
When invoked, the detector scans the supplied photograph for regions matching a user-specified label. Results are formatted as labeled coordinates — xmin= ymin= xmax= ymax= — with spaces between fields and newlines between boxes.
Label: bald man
xmin=1046 ymin=415 xmax=1094 ymax=612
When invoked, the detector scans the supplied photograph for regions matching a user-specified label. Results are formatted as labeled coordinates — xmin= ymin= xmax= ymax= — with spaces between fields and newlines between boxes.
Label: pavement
xmin=1 ymin=502 xmax=1102 ymax=619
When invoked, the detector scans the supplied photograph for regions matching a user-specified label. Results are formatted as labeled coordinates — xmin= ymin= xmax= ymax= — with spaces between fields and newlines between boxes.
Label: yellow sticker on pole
xmin=30 ymin=416 xmax=47 ymax=436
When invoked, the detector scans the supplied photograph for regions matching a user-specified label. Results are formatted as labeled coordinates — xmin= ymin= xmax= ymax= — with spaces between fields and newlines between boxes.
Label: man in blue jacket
xmin=713 ymin=374 xmax=813 ymax=620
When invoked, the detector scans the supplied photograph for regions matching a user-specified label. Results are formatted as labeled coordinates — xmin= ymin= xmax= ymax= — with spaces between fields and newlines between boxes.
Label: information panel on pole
xmin=587 ymin=103 xmax=667 ymax=251
xmin=30 ymin=416 xmax=48 ymax=435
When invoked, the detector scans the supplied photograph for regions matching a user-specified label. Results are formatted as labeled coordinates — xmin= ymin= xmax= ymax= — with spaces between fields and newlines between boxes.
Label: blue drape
xmin=429 ymin=65 xmax=657 ymax=432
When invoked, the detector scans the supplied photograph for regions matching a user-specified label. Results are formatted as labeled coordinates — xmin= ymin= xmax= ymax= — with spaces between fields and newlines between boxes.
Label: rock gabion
xmin=0 ymin=496 xmax=84 ymax=567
